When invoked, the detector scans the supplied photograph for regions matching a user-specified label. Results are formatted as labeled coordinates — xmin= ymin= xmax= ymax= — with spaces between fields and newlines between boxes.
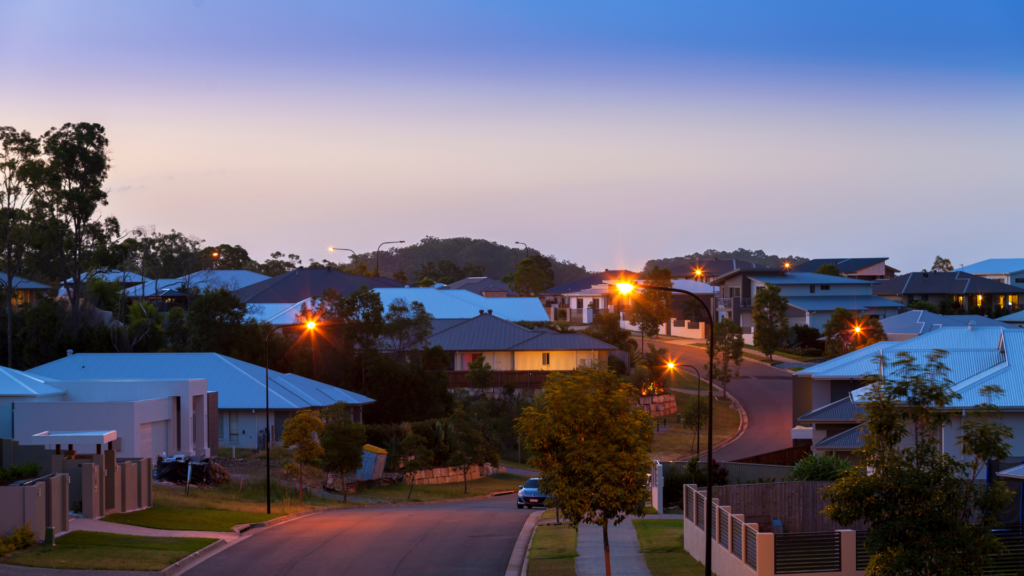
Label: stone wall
xmin=406 ymin=463 xmax=507 ymax=486
xmin=634 ymin=393 xmax=678 ymax=418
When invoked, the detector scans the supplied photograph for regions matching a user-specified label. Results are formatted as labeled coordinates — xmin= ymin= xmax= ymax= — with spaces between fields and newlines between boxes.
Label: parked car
xmin=517 ymin=478 xmax=549 ymax=509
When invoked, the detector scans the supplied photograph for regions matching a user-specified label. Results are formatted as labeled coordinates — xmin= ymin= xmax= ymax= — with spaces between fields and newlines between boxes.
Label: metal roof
xmin=124 ymin=279 xmax=180 ymax=298
xmin=27 ymin=353 xmax=373 ymax=410
xmin=233 ymin=268 xmax=403 ymax=304
xmin=815 ymin=424 xmax=866 ymax=449
xmin=749 ymin=272 xmax=876 ymax=285
xmin=798 ymin=397 xmax=863 ymax=423
xmin=881 ymin=310 xmax=1013 ymax=336
xmin=948 ymin=330 xmax=1024 ymax=408
xmin=792 ymin=258 xmax=888 ymax=274
xmin=999 ymin=311 xmax=1024 ymax=324
xmin=818 ymin=331 xmax=1007 ymax=382
xmin=0 ymin=275 xmax=51 ymax=291
xmin=797 ymin=342 xmax=897 ymax=376
xmin=67 ymin=270 xmax=150 ymax=284
xmin=0 ymin=366 xmax=64 ymax=397
xmin=545 ymin=270 xmax=637 ymax=296
xmin=997 ymin=463 xmax=1024 ymax=481
xmin=668 ymin=259 xmax=761 ymax=278
xmin=873 ymin=271 xmax=1024 ymax=296
xmin=957 ymin=259 xmax=1024 ymax=275
xmin=123 ymin=270 xmax=269 ymax=299
xmin=427 ymin=313 xmax=616 ymax=352
xmin=246 ymin=299 xmax=314 ymax=326
xmin=785 ymin=295 xmax=903 ymax=313
xmin=376 ymin=288 xmax=548 ymax=322
xmin=670 ymin=279 xmax=716 ymax=295
xmin=439 ymin=277 xmax=513 ymax=296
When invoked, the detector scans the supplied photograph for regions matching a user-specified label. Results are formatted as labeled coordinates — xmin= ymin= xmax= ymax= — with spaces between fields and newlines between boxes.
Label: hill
xmin=645 ymin=248 xmax=810 ymax=271
xmin=350 ymin=236 xmax=591 ymax=286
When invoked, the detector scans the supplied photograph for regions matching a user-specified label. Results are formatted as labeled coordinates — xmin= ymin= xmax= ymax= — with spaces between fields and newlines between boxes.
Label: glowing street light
xmin=784 ymin=262 xmax=790 ymax=269
xmin=616 ymin=282 xmax=635 ymax=294
xmin=854 ymin=325 xmax=862 ymax=334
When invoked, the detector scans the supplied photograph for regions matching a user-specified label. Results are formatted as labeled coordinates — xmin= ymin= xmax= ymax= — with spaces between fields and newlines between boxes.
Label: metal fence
xmin=984 ymin=523 xmax=1024 ymax=575
xmin=696 ymin=493 xmax=706 ymax=529
xmin=731 ymin=517 xmax=743 ymax=559
xmin=745 ymin=525 xmax=758 ymax=568
xmin=719 ymin=507 xmax=729 ymax=548
xmin=686 ymin=488 xmax=695 ymax=520
xmin=856 ymin=530 xmax=869 ymax=571
xmin=774 ymin=532 xmax=842 ymax=574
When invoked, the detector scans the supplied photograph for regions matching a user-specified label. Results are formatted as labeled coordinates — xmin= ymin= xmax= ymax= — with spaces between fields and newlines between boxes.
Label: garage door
xmin=143 ymin=421 xmax=168 ymax=460
xmin=139 ymin=423 xmax=152 ymax=461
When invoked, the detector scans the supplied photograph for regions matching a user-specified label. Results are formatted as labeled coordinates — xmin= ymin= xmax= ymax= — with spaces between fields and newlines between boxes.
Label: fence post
xmin=839 ymin=530 xmax=856 ymax=575
xmin=756 ymin=531 xmax=774 ymax=576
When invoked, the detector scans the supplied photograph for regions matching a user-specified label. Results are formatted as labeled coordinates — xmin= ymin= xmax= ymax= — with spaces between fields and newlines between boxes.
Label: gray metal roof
xmin=669 ymin=259 xmax=761 ymax=278
xmin=792 ymin=258 xmax=889 ymax=274
xmin=815 ymin=424 xmax=866 ymax=450
xmin=798 ymin=397 xmax=863 ymax=423
xmin=785 ymin=295 xmax=902 ymax=313
xmin=873 ymin=271 xmax=1024 ymax=296
xmin=27 ymin=353 xmax=373 ymax=410
xmin=545 ymin=270 xmax=637 ymax=296
xmin=749 ymin=272 xmax=875 ymax=285
xmin=997 ymin=463 xmax=1024 ymax=481
xmin=881 ymin=310 xmax=1013 ymax=336
xmin=233 ymin=268 xmax=403 ymax=304
xmin=427 ymin=313 xmax=616 ymax=352
xmin=958 ymin=259 xmax=1024 ymax=275
xmin=440 ymin=277 xmax=513 ymax=296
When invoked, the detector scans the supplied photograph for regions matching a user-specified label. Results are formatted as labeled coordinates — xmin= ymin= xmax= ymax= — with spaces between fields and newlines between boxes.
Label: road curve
xmin=184 ymin=495 xmax=532 ymax=576
xmin=654 ymin=338 xmax=794 ymax=462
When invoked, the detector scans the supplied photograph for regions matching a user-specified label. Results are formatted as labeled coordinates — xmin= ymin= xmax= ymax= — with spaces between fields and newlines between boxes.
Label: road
xmin=185 ymin=496 xmax=532 ymax=576
xmin=655 ymin=338 xmax=794 ymax=461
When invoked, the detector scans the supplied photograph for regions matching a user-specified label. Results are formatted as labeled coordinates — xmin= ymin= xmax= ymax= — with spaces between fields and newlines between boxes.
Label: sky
xmin=2 ymin=1 xmax=1022 ymax=274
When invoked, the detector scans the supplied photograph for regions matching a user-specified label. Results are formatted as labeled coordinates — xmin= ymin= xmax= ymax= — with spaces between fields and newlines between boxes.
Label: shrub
xmin=0 ymin=523 xmax=35 ymax=556
xmin=608 ymin=355 xmax=627 ymax=375
xmin=663 ymin=467 xmax=686 ymax=507
xmin=0 ymin=462 xmax=42 ymax=485
xmin=786 ymin=453 xmax=850 ymax=482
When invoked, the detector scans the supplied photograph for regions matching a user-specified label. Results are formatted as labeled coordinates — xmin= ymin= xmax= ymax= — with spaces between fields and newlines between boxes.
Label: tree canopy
xmin=751 ymin=283 xmax=789 ymax=360
xmin=815 ymin=263 xmax=843 ymax=277
xmin=822 ymin=307 xmax=886 ymax=359
xmin=645 ymin=248 xmax=809 ymax=271
xmin=705 ymin=317 xmax=744 ymax=397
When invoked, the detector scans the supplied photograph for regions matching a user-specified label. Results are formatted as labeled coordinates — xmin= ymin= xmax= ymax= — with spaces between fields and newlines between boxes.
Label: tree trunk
xmin=407 ymin=475 xmax=414 ymax=500
xmin=6 ymin=268 xmax=13 ymax=368
xmin=341 ymin=473 xmax=347 ymax=504
xmin=603 ymin=522 xmax=611 ymax=576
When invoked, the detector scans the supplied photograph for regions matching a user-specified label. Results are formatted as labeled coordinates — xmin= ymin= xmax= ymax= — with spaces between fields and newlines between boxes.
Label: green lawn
xmin=528 ymin=524 xmax=578 ymax=576
xmin=103 ymin=507 xmax=279 ymax=532
xmin=357 ymin=472 xmax=529 ymax=503
xmin=651 ymin=393 xmax=740 ymax=462
xmin=3 ymin=531 xmax=217 ymax=571
xmin=632 ymin=519 xmax=710 ymax=576
xmin=742 ymin=345 xmax=819 ymax=362
xmin=666 ymin=371 xmax=705 ymax=392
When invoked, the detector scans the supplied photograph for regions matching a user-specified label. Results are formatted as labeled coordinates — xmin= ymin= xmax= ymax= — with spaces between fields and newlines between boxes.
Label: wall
xmin=708 ymin=482 xmax=868 ymax=533
xmin=633 ymin=393 xmax=677 ymax=418
xmin=514 ymin=350 xmax=596 ymax=371
xmin=0 ymin=474 xmax=69 ymax=537
xmin=405 ymin=463 xmax=506 ymax=485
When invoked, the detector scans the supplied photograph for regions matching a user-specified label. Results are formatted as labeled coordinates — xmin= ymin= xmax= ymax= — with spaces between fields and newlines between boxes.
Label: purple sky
xmin=2 ymin=1 xmax=1022 ymax=273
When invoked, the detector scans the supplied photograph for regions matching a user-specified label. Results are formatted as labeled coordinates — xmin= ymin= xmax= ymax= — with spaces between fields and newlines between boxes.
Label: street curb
xmin=161 ymin=539 xmax=226 ymax=576
xmin=506 ymin=510 xmax=542 ymax=576
xmin=668 ymin=387 xmax=748 ymax=460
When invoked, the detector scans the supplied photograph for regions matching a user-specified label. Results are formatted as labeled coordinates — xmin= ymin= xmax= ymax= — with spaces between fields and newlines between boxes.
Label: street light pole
xmin=515 ymin=242 xmax=531 ymax=258
xmin=618 ymin=281 xmax=715 ymax=576
xmin=265 ymin=320 xmax=319 ymax=514
xmin=673 ymin=364 xmax=704 ymax=454
xmin=375 ymin=241 xmax=405 ymax=277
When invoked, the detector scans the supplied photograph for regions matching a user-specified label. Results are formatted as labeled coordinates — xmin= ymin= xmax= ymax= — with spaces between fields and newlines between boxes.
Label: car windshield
xmin=525 ymin=479 xmax=540 ymax=489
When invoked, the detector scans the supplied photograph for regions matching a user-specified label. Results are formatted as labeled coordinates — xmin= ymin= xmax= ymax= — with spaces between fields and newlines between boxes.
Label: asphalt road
xmin=654 ymin=338 xmax=794 ymax=461
xmin=185 ymin=495 xmax=532 ymax=576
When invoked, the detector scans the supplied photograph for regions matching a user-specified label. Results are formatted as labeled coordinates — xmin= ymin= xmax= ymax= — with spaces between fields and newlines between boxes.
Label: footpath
xmin=573 ymin=518 xmax=651 ymax=576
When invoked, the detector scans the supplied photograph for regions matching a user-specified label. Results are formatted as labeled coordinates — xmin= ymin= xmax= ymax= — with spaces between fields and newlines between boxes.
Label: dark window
xmin=576 ymin=299 xmax=583 ymax=309
xmin=810 ymin=285 xmax=815 ymax=294
xmin=820 ymin=285 xmax=831 ymax=291
xmin=542 ymin=353 xmax=550 ymax=365
xmin=1016 ymin=279 xmax=1024 ymax=284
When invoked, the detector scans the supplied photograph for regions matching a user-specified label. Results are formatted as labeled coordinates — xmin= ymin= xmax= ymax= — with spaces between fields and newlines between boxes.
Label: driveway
xmin=651 ymin=338 xmax=794 ymax=461
xmin=184 ymin=495 xmax=532 ymax=576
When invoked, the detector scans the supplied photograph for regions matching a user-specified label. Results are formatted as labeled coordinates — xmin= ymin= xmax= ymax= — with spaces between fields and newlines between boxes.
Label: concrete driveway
xmin=651 ymin=338 xmax=794 ymax=461
xmin=184 ymin=495 xmax=532 ymax=576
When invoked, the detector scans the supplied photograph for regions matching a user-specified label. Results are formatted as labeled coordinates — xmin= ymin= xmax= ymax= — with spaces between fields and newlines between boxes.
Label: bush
xmin=663 ymin=467 xmax=686 ymax=507
xmin=790 ymin=325 xmax=824 ymax=350
xmin=785 ymin=347 xmax=822 ymax=358
xmin=0 ymin=462 xmax=42 ymax=485
xmin=0 ymin=523 xmax=35 ymax=556
xmin=608 ymin=355 xmax=627 ymax=375
xmin=786 ymin=453 xmax=850 ymax=482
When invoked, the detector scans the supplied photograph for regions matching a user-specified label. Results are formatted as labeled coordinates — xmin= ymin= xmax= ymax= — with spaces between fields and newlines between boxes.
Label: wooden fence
xmin=709 ymin=482 xmax=868 ymax=534
xmin=733 ymin=445 xmax=811 ymax=466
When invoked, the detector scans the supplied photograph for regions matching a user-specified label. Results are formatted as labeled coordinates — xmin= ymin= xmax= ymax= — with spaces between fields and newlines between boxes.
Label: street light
xmin=376 ymin=241 xmax=404 ymax=277
xmin=515 ymin=242 xmax=532 ymax=258
xmin=617 ymin=280 xmax=716 ymax=576
xmin=328 ymin=246 xmax=356 ymax=258
xmin=265 ymin=319 xmax=320 ymax=514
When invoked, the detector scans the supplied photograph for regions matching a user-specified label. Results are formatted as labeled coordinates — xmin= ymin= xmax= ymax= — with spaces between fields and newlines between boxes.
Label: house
xmin=872 ymin=271 xmax=1024 ymax=315
xmin=617 ymin=279 xmax=715 ymax=339
xmin=58 ymin=270 xmax=151 ymax=298
xmin=956 ymin=259 xmax=1024 ymax=286
xmin=711 ymin=269 xmax=903 ymax=338
xmin=426 ymin=312 xmax=617 ymax=372
xmin=792 ymin=325 xmax=1024 ymax=466
xmin=880 ymin=309 xmax=1013 ymax=341
xmin=27 ymin=352 xmax=373 ymax=450
xmin=791 ymin=257 xmax=899 ymax=280
xmin=438 ymin=277 xmax=513 ymax=297
xmin=233 ymin=267 xmax=403 ymax=304
xmin=542 ymin=270 xmax=637 ymax=324
xmin=1001 ymin=311 xmax=1024 ymax=328
xmin=1 ymin=364 xmax=213 ymax=462
xmin=668 ymin=259 xmax=763 ymax=283
xmin=125 ymin=269 xmax=270 ymax=311
xmin=0 ymin=275 xmax=51 ymax=308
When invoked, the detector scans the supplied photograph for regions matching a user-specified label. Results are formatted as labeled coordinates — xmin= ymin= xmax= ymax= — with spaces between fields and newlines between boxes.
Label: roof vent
xmin=487 ymin=309 xmax=493 ymax=315
xmin=968 ymin=321 xmax=976 ymax=331
xmin=479 ymin=310 xmax=485 ymax=315
xmin=67 ymin=349 xmax=74 ymax=357
xmin=923 ymin=272 xmax=929 ymax=278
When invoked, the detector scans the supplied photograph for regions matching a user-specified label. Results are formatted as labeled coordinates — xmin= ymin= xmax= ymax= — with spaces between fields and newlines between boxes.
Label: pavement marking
xmin=507 ymin=510 xmax=543 ymax=576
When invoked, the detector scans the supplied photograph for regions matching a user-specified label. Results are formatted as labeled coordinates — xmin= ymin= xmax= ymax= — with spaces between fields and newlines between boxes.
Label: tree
xmin=319 ymin=403 xmax=367 ymax=503
xmin=631 ymin=266 xmax=673 ymax=348
xmin=822 ymin=307 xmax=886 ymax=359
xmin=645 ymin=248 xmax=809 ymax=270
xmin=0 ymin=127 xmax=42 ymax=368
xmin=467 ymin=356 xmax=494 ymax=390
xmin=281 ymin=409 xmax=325 ymax=505
xmin=507 ymin=258 xmax=553 ymax=297
xmin=681 ymin=395 xmax=709 ymax=451
xmin=816 ymin=263 xmax=843 ymax=277
xmin=584 ymin=312 xmax=634 ymax=351
xmin=822 ymin=352 xmax=1014 ymax=576
xmin=931 ymin=256 xmax=954 ymax=273
xmin=32 ymin=122 xmax=119 ymax=333
xmin=258 ymin=251 xmax=302 ymax=277
xmin=516 ymin=367 xmax=653 ymax=576
xmin=392 ymin=269 xmax=408 ymax=284
xmin=786 ymin=453 xmax=849 ymax=481
xmin=705 ymin=317 xmax=743 ymax=398
xmin=908 ymin=300 xmax=939 ymax=313
xmin=400 ymin=434 xmax=434 ymax=501
xmin=751 ymin=283 xmax=789 ymax=361
xmin=449 ymin=404 xmax=494 ymax=493
xmin=381 ymin=298 xmax=433 ymax=360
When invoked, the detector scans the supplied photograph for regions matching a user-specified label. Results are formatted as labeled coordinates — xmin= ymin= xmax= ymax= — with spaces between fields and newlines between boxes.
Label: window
xmin=542 ymin=353 xmax=550 ymax=366
xmin=810 ymin=285 xmax=815 ymax=294
xmin=229 ymin=412 xmax=239 ymax=443
xmin=219 ymin=413 xmax=224 ymax=439
xmin=820 ymin=285 xmax=831 ymax=291
xmin=576 ymin=299 xmax=583 ymax=309
xmin=1016 ymin=279 xmax=1024 ymax=284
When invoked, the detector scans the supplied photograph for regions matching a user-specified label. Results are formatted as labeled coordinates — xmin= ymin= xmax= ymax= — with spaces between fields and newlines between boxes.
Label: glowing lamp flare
xmin=306 ymin=321 xmax=317 ymax=330
xmin=667 ymin=362 xmax=675 ymax=369
xmin=616 ymin=282 xmax=635 ymax=294
xmin=212 ymin=252 xmax=219 ymax=258
xmin=853 ymin=325 xmax=862 ymax=334
xmin=328 ymin=247 xmax=335 ymax=251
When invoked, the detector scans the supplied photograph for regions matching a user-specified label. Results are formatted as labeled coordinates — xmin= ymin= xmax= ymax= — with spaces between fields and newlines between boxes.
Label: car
xmin=517 ymin=478 xmax=549 ymax=509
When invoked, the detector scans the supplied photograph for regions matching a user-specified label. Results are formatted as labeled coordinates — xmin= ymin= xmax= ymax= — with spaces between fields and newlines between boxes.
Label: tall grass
xmin=154 ymin=478 xmax=334 ymax=515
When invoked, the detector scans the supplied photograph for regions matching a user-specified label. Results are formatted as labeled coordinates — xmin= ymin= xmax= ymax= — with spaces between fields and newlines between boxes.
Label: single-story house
xmin=791 ymin=257 xmax=899 ymax=280
xmin=0 ymin=275 xmax=52 ymax=309
xmin=880 ymin=309 xmax=1014 ymax=341
xmin=27 ymin=352 xmax=373 ymax=450
xmin=126 ymin=269 xmax=270 ymax=310
xmin=873 ymin=271 xmax=1024 ymax=315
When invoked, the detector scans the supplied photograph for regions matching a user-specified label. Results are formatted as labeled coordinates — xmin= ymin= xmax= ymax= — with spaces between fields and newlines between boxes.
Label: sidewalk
xmin=575 ymin=518 xmax=651 ymax=576
xmin=67 ymin=518 xmax=241 ymax=542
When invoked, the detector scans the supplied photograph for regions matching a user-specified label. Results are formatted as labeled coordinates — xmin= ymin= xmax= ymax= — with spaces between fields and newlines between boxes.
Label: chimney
xmin=968 ymin=321 xmax=976 ymax=331
xmin=67 ymin=349 xmax=74 ymax=357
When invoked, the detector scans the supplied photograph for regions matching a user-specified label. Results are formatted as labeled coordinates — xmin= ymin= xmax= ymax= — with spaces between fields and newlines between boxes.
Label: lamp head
xmin=212 ymin=252 xmax=219 ymax=258
xmin=695 ymin=269 xmax=703 ymax=276
xmin=784 ymin=262 xmax=790 ymax=269
xmin=854 ymin=325 xmax=862 ymax=334
xmin=616 ymin=282 xmax=635 ymax=294
xmin=306 ymin=321 xmax=317 ymax=330
xmin=328 ymin=247 xmax=335 ymax=252
xmin=667 ymin=362 xmax=675 ymax=370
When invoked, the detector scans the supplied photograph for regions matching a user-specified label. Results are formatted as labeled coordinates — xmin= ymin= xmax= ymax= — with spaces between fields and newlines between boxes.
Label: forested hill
xmin=645 ymin=249 xmax=810 ymax=271
xmin=352 ymin=236 xmax=591 ymax=286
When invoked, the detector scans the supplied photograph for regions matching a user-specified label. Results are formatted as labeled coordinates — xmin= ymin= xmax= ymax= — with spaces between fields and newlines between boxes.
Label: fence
xmin=661 ymin=460 xmax=795 ymax=486
xmin=709 ymin=482 xmax=868 ymax=534
xmin=733 ymin=445 xmax=811 ymax=466
xmin=445 ymin=370 xmax=564 ymax=390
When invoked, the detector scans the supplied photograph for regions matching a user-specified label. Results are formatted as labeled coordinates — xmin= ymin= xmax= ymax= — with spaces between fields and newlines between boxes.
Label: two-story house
xmin=711 ymin=269 xmax=903 ymax=339
xmin=791 ymin=258 xmax=899 ymax=280
xmin=873 ymin=271 xmax=1024 ymax=315
xmin=956 ymin=259 xmax=1024 ymax=287
xmin=542 ymin=270 xmax=637 ymax=324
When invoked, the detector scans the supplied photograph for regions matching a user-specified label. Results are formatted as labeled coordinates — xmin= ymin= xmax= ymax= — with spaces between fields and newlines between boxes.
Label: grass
xmin=665 ymin=371 xmax=705 ymax=392
xmin=527 ymin=524 xmax=578 ymax=576
xmin=632 ymin=519 xmax=710 ymax=576
xmin=650 ymin=392 xmax=741 ymax=462
xmin=502 ymin=459 xmax=538 ymax=473
xmin=742 ymin=345 xmax=819 ymax=362
xmin=103 ymin=507 xmax=278 ymax=533
xmin=3 ymin=531 xmax=218 ymax=571
xmin=356 ymin=472 xmax=529 ymax=503
xmin=217 ymin=447 xmax=256 ymax=459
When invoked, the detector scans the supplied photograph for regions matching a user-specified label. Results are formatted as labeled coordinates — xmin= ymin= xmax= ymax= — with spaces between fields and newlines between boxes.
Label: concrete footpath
xmin=67 ymin=518 xmax=240 ymax=541
xmin=575 ymin=518 xmax=651 ymax=576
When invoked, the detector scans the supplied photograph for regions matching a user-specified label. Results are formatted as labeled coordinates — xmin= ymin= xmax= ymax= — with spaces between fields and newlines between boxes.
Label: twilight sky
xmin=2 ymin=1 xmax=1022 ymax=273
